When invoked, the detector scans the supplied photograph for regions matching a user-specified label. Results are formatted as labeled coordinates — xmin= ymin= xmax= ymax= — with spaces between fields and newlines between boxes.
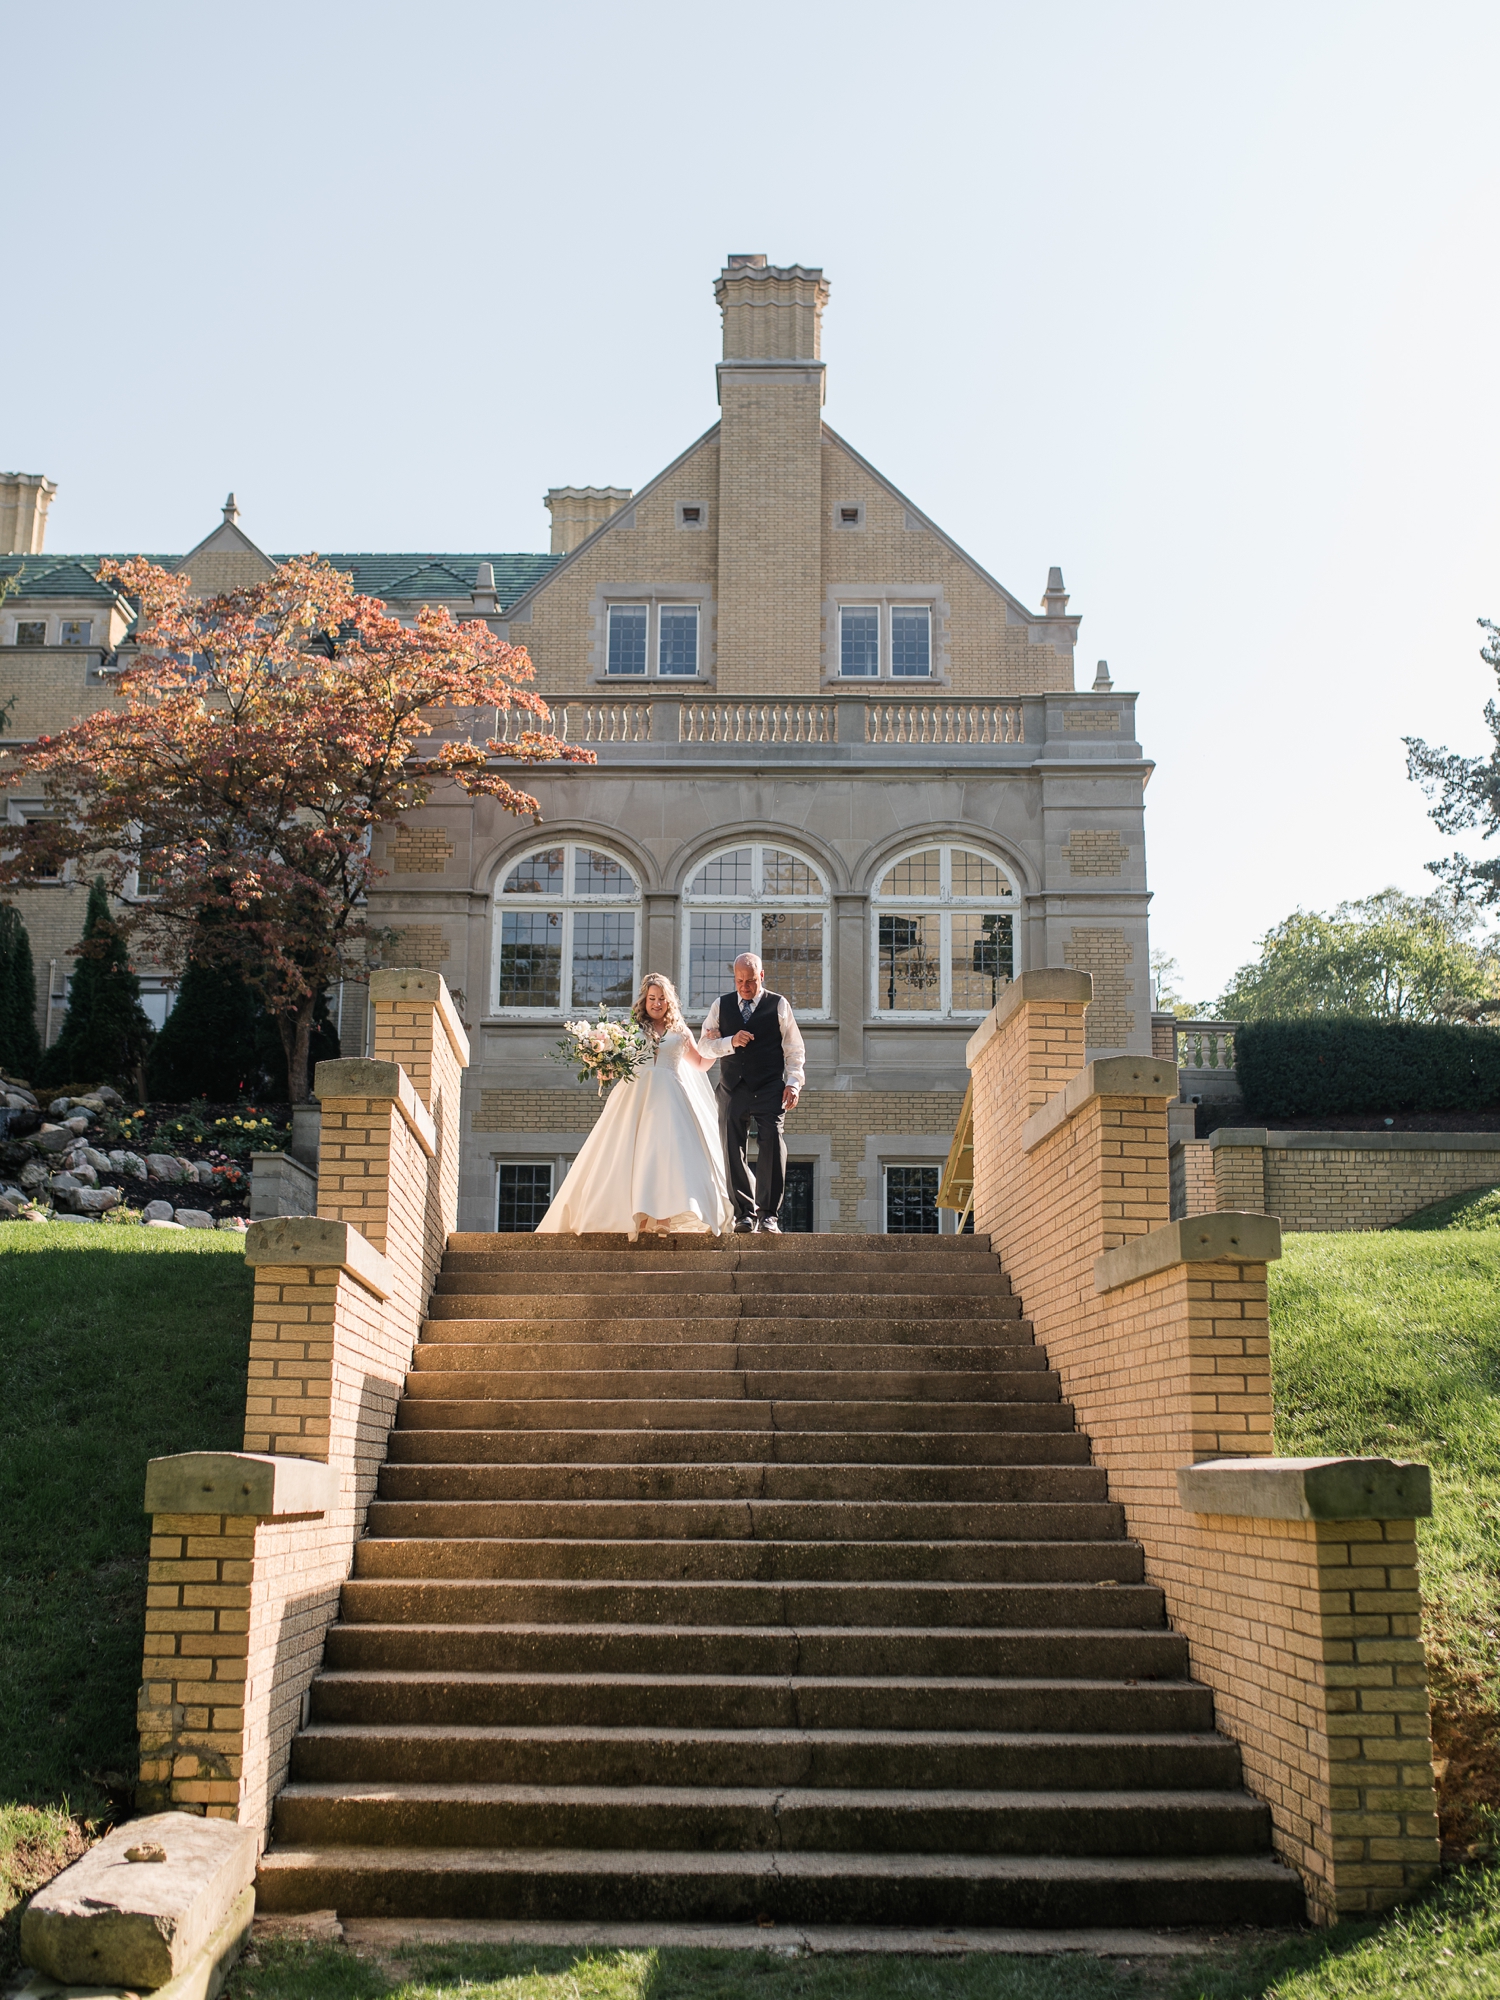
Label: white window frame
xmin=838 ymin=604 xmax=881 ymax=678
xmin=494 ymin=1156 xmax=560 ymax=1231
xmin=490 ymin=840 xmax=642 ymax=1019
xmin=827 ymin=594 xmax=942 ymax=683
xmin=656 ymin=603 xmax=699 ymax=678
xmin=11 ymin=616 xmax=48 ymax=646
xmin=889 ymin=604 xmax=932 ymax=679
xmin=681 ymin=840 xmax=831 ymax=1020
xmin=59 ymin=619 xmax=92 ymax=646
xmin=605 ymin=603 xmax=649 ymax=677
xmin=870 ymin=842 xmax=1019 ymax=1020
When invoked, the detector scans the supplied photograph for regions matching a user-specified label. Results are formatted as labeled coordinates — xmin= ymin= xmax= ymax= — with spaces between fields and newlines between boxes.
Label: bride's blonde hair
xmin=631 ymin=972 xmax=687 ymax=1034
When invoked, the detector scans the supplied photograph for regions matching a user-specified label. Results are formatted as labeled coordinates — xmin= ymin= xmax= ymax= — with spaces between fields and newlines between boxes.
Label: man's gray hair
xmin=733 ymin=953 xmax=764 ymax=973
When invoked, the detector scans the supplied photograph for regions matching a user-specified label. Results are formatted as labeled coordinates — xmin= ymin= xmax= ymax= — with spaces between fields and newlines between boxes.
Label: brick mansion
xmin=0 ymin=254 xmax=1154 ymax=1234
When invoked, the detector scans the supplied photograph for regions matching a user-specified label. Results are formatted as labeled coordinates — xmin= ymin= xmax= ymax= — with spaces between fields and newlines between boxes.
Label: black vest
xmin=717 ymin=989 xmax=785 ymax=1095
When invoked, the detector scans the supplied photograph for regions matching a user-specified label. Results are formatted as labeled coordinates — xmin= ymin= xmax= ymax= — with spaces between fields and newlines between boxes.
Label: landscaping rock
xmin=65 ymin=1114 xmax=92 ymax=1134
xmin=174 ymin=1208 xmax=215 ymax=1229
xmin=216 ymin=1216 xmax=249 ymax=1232
xmin=19 ymin=1160 xmax=49 ymax=1189
xmin=83 ymin=1146 xmax=112 ymax=1172
xmin=122 ymin=1150 xmax=148 ymax=1178
xmin=0 ymin=1197 xmax=17 ymax=1219
xmin=107 ymin=1149 xmax=128 ymax=1169
xmin=142 ymin=1199 xmax=175 ymax=1223
xmin=146 ymin=1153 xmax=187 ymax=1181
xmin=97 ymin=1085 xmax=125 ymax=1107
xmin=76 ymin=1186 xmax=121 ymax=1213
xmin=49 ymin=1172 xmax=82 ymax=1194
xmin=175 ymin=1156 xmax=195 ymax=1178
xmin=194 ymin=1162 xmax=215 ymax=1185
xmin=70 ymin=1163 xmax=99 ymax=1187
xmin=20 ymin=1808 xmax=258 ymax=1989
xmin=36 ymin=1127 xmax=77 ymax=1155
xmin=47 ymin=1098 xmax=71 ymax=1117
xmin=5 ymin=1090 xmax=36 ymax=1111
xmin=145 ymin=1217 xmax=186 ymax=1229
xmin=76 ymin=1092 xmax=107 ymax=1110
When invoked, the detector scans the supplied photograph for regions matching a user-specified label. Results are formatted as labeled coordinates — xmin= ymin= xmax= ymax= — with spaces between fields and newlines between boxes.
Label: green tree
xmin=0 ymin=902 xmax=43 ymax=1078
xmin=1407 ymin=617 xmax=1500 ymax=907
xmin=38 ymin=877 xmax=154 ymax=1092
xmin=145 ymin=951 xmax=264 ymax=1101
xmin=1216 ymin=889 xmax=1500 ymax=1024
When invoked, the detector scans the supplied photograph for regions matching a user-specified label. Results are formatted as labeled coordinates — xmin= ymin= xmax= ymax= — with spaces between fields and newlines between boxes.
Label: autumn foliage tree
xmin=0 ymin=557 xmax=593 ymax=1100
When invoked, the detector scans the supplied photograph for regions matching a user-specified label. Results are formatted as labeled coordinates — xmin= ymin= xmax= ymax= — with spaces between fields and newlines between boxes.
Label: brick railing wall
xmin=137 ymin=970 xmax=469 ymax=1831
xmin=1201 ymin=1129 xmax=1500 ymax=1233
xmin=967 ymin=970 xmax=1439 ymax=1921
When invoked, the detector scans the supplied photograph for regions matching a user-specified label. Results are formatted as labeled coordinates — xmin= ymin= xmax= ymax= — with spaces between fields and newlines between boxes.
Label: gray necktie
xmin=741 ymin=997 xmax=755 ymax=1023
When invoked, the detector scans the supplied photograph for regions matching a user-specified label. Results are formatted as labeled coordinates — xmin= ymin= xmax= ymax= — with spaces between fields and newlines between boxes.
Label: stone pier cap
xmin=143 ymin=1451 xmax=338 ymax=1518
xmin=1178 ymin=1456 xmax=1433 ymax=1522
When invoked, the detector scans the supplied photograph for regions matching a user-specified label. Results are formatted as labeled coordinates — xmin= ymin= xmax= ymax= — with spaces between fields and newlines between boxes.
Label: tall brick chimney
xmin=714 ymin=256 xmax=829 ymax=696
xmin=0 ymin=471 xmax=57 ymax=555
xmin=544 ymin=486 xmax=633 ymax=556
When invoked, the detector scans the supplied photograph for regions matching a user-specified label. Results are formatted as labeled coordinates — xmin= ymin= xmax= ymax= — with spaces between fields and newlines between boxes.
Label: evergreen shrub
xmin=36 ymin=879 xmax=153 ymax=1093
xmin=1236 ymin=1017 xmax=1500 ymax=1119
xmin=0 ymin=904 xmax=43 ymax=1078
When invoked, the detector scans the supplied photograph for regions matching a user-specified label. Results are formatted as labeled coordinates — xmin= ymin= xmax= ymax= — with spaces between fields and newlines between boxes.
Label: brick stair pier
xmin=254 ymin=1231 xmax=1303 ymax=1928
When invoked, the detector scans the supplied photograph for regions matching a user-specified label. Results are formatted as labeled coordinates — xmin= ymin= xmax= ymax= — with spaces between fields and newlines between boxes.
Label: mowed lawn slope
xmin=0 ymin=1221 xmax=251 ymax=1962
xmin=1269 ymin=1230 xmax=1500 ymax=1846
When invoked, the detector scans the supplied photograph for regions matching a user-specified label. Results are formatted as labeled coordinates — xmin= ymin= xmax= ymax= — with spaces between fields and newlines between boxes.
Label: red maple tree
xmin=0 ymin=556 xmax=592 ymax=1099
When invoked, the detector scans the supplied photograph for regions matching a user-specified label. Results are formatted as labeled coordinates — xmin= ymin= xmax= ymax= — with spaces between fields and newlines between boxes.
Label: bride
xmin=535 ymin=972 xmax=733 ymax=1240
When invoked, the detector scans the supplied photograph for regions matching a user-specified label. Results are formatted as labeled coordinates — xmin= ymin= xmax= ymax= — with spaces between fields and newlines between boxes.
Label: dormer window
xmin=60 ymin=620 xmax=91 ymax=646
xmin=14 ymin=621 xmax=44 ymax=646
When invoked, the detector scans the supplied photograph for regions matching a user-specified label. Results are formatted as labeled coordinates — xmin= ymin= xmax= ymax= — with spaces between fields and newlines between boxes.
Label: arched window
xmin=871 ymin=843 xmax=1018 ymax=1017
xmin=682 ymin=842 xmax=829 ymax=1017
xmin=492 ymin=842 xmax=640 ymax=1014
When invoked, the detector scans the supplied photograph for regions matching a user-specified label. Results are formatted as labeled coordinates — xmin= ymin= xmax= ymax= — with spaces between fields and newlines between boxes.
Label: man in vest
xmin=700 ymin=951 xmax=807 ymax=1233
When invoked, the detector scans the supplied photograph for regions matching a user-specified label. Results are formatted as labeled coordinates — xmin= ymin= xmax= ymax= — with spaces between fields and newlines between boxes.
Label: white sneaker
xmin=760 ymin=1217 xmax=782 ymax=1233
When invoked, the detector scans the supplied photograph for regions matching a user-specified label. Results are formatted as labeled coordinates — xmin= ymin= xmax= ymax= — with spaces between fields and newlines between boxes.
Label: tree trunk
xmin=280 ymin=1000 xmax=317 ymax=1104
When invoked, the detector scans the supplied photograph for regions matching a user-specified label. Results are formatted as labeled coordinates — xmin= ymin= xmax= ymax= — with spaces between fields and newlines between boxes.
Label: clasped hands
xmin=728 ymin=1028 xmax=799 ymax=1112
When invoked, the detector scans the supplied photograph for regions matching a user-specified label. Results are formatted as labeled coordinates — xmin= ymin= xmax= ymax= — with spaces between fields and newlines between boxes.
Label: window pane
xmin=574 ymin=848 xmax=636 ymax=897
xmin=886 ymin=1165 xmax=940 ymax=1234
xmin=15 ymin=621 xmax=44 ymax=646
xmin=498 ymin=910 xmax=562 ymax=1006
xmin=890 ymin=606 xmax=930 ymax=677
xmin=60 ymin=620 xmax=91 ymax=645
xmin=839 ymin=606 xmax=879 ymax=677
xmin=761 ymin=911 xmax=823 ymax=1011
xmin=571 ymin=911 xmax=636 ymax=1009
xmin=880 ymin=849 xmax=941 ymax=897
xmin=503 ymin=847 xmax=565 ymax=894
xmin=658 ymin=605 xmax=698 ymax=677
xmin=497 ymin=1162 xmax=553 ymax=1231
xmin=781 ymin=1160 xmax=815 ymax=1232
xmin=689 ymin=911 xmax=751 ymax=1010
xmin=878 ymin=912 xmax=942 ymax=1011
xmin=951 ymin=850 xmax=1010 ymax=899
xmin=607 ymin=604 xmax=648 ymax=675
xmin=951 ymin=912 xmax=1014 ymax=1012
xmin=689 ymin=848 xmax=752 ymax=898
xmin=762 ymin=847 xmax=819 ymax=896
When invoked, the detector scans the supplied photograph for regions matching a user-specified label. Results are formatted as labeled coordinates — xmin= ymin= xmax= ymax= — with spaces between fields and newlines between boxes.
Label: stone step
xmin=397 ymin=1371 xmax=1062 ymax=1406
xmin=438 ymin=1272 xmax=1024 ymax=1304
xmin=446 ymin=1231 xmax=994 ymax=1257
xmin=335 ymin=1579 xmax=1162 ymax=1630
xmin=442 ymin=1250 xmax=1005 ymax=1277
xmin=320 ymin=1624 xmax=1184 ymax=1679
xmin=392 ymin=1400 xmax=1076 ymax=1435
xmin=409 ymin=1343 xmax=1044 ymax=1375
xmin=270 ymin=1782 xmax=1272 ymax=1859
xmin=345 ymin=1537 xmax=1146 ymax=1587
xmin=361 ymin=1499 xmax=1126 ymax=1544
xmin=307 ymin=1672 xmax=1217 ymax=1734
xmin=374 ymin=1463 xmax=1108 ymax=1504
xmin=288 ymin=1724 xmax=1241 ymax=1793
xmin=252 ymin=1843 xmax=1304 ymax=1927
xmin=384 ymin=1429 xmax=1095 ymax=1467
xmin=426 ymin=1294 xmax=1020 ymax=1323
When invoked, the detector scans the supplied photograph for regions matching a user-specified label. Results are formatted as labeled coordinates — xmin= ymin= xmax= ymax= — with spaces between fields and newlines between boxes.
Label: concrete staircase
xmin=255 ymin=1231 xmax=1303 ymax=1928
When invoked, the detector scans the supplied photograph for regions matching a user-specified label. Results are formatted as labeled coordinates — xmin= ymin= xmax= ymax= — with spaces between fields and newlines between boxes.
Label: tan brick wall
xmin=139 ymin=977 xmax=468 ymax=1831
xmin=1150 ymin=1013 xmax=1178 ymax=1061
xmin=1170 ymin=1137 xmax=1217 ymax=1218
xmin=1061 ymin=828 xmax=1126 ymax=876
xmin=385 ymin=825 xmax=455 ymax=874
xmin=967 ymin=979 xmax=1439 ymax=1918
xmin=1265 ymin=1144 xmax=1500 ymax=1232
xmin=717 ymin=374 xmax=824 ymax=695
xmin=1064 ymin=926 xmax=1135 ymax=1049
xmin=0 ymin=650 xmax=125 ymax=742
xmin=1064 ymin=708 xmax=1120 ymax=731
xmin=390 ymin=924 xmax=450 ymax=969
xmin=1213 ymin=1138 xmax=1267 ymax=1214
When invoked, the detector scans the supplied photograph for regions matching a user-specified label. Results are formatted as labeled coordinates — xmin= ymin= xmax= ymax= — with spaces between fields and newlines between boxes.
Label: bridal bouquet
xmin=551 ymin=1005 xmax=650 ymax=1095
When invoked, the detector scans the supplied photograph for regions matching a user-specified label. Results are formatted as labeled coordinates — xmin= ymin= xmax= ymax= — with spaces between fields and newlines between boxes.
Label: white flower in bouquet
xmin=550 ymin=1004 xmax=649 ymax=1095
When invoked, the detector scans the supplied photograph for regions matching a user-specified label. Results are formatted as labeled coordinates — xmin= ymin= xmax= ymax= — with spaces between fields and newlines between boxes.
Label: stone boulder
xmin=19 ymin=1159 xmax=50 ymax=1189
xmin=174 ymin=1208 xmax=215 ymax=1229
xmin=83 ymin=1146 xmax=113 ymax=1173
xmin=142 ymin=1199 xmax=176 ymax=1223
xmin=49 ymin=1172 xmax=82 ymax=1196
xmin=121 ymin=1151 xmax=148 ymax=1178
xmin=146 ymin=1154 xmax=188 ymax=1181
xmin=194 ymin=1162 xmax=216 ymax=1185
xmin=65 ymin=1114 xmax=93 ymax=1135
xmin=47 ymin=1097 xmax=71 ymax=1117
xmin=36 ymin=1126 xmax=77 ymax=1155
xmin=0 ymin=1196 xmax=18 ymax=1220
xmin=76 ymin=1186 xmax=120 ymax=1214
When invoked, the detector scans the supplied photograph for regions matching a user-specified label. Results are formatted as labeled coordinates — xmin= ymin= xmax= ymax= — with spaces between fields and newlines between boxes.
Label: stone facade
xmin=2 ymin=257 xmax=1154 ymax=1232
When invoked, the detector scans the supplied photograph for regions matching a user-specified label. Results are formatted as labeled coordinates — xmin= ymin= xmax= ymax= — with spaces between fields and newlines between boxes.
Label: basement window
xmin=885 ymin=1165 xmax=939 ymax=1234
xmin=14 ymin=621 xmax=44 ymax=645
xmin=496 ymin=1162 xmax=554 ymax=1231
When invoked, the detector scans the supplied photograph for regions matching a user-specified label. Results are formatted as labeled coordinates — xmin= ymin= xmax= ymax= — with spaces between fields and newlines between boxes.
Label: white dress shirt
xmin=700 ymin=991 xmax=806 ymax=1094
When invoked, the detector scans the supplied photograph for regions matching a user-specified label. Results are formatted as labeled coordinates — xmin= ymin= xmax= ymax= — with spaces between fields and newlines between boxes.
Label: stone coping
xmin=1177 ymin=1455 xmax=1432 ymax=1522
xmin=964 ymin=968 xmax=1093 ymax=1068
xmin=1207 ymin=1126 xmax=1500 ymax=1153
xmin=313 ymin=1057 xmax=436 ymax=1157
xmin=1094 ymin=1212 xmax=1283 ymax=1293
xmin=143 ymin=1451 xmax=338 ymax=1519
xmin=1021 ymin=1056 xmax=1178 ymax=1154
xmin=243 ymin=1215 xmax=393 ymax=1299
xmin=370 ymin=966 xmax=471 ymax=1068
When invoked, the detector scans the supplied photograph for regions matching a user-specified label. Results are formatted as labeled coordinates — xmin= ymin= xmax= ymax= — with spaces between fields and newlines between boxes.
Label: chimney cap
xmin=727 ymin=253 xmax=767 ymax=269
xmin=223 ymin=492 xmax=239 ymax=524
xmin=475 ymin=562 xmax=495 ymax=590
xmin=1092 ymin=659 xmax=1114 ymax=691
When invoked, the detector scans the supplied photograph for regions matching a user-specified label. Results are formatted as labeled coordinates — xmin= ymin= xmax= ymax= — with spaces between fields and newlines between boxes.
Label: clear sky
xmin=6 ymin=1 xmax=1498 ymax=1005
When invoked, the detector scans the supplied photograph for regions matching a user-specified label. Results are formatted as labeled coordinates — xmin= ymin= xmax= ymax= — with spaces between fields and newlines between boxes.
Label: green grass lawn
xmin=0 ymin=1222 xmax=252 ymax=1968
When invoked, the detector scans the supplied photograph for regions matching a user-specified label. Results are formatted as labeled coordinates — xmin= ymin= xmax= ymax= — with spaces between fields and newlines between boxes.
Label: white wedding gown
xmin=536 ymin=1029 xmax=734 ymax=1239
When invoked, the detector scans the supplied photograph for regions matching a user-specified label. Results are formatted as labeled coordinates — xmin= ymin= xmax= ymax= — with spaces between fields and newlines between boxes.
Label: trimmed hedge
xmin=1236 ymin=1018 xmax=1500 ymax=1119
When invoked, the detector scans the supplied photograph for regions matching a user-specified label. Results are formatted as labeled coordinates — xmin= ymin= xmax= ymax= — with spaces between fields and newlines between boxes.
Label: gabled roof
xmin=0 ymin=550 xmax=561 ymax=613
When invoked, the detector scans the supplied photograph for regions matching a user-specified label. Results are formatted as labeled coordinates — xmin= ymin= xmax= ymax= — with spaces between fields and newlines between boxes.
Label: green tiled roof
xmin=0 ymin=550 xmax=561 ymax=612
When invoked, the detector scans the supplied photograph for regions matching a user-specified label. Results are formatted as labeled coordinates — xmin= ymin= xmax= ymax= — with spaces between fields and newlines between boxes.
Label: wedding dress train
xmin=535 ymin=1029 xmax=733 ymax=1239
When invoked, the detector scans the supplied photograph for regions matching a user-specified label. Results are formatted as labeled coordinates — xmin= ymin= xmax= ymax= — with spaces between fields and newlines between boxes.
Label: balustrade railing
xmin=680 ymin=701 xmax=835 ymax=744
xmin=865 ymin=700 xmax=1025 ymax=745
xmin=1174 ymin=1018 xmax=1240 ymax=1075
xmin=493 ymin=695 xmax=1030 ymax=749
